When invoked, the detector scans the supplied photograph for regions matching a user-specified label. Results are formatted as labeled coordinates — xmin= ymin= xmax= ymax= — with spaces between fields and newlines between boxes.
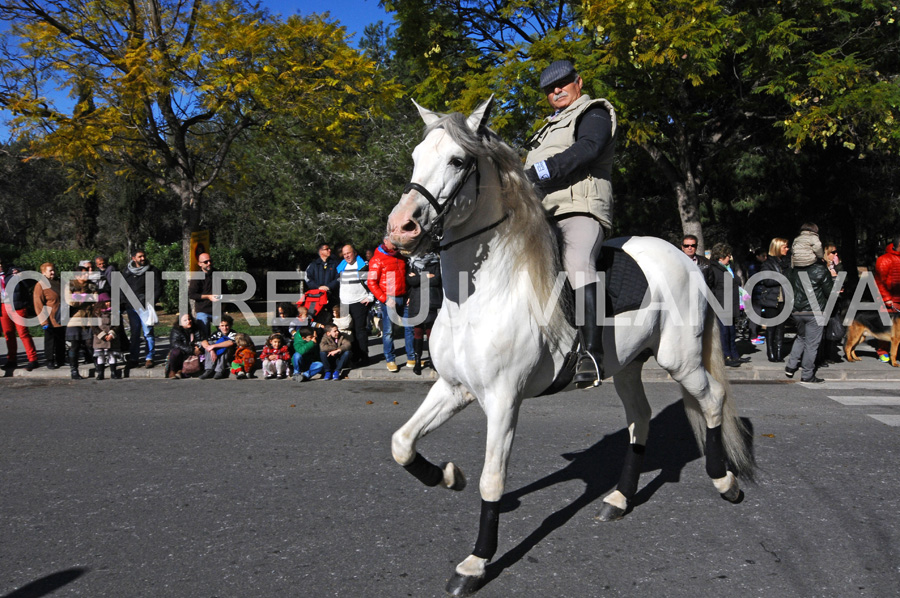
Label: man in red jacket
xmin=874 ymin=234 xmax=900 ymax=362
xmin=367 ymin=237 xmax=413 ymax=372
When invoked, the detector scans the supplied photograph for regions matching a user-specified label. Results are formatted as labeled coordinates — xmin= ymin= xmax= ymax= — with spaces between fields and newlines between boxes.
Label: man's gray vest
xmin=525 ymin=94 xmax=616 ymax=231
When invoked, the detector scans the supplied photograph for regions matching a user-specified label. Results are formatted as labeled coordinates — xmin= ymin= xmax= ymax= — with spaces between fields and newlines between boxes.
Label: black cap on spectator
xmin=539 ymin=60 xmax=576 ymax=89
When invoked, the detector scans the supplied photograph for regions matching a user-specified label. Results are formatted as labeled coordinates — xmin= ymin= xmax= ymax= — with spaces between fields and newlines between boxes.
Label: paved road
xmin=1 ymin=378 xmax=898 ymax=597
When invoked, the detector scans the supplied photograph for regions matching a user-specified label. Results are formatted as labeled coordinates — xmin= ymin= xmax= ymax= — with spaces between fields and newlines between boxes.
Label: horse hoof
xmin=440 ymin=462 xmax=467 ymax=491
xmin=446 ymin=572 xmax=483 ymax=596
xmin=595 ymin=502 xmax=627 ymax=522
xmin=720 ymin=485 xmax=744 ymax=503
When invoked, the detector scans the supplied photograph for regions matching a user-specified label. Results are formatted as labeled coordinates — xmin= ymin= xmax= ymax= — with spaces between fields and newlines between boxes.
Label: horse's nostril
xmin=402 ymin=220 xmax=418 ymax=233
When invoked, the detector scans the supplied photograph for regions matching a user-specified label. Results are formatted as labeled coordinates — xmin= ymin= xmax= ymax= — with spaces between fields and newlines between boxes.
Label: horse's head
xmin=387 ymin=97 xmax=494 ymax=255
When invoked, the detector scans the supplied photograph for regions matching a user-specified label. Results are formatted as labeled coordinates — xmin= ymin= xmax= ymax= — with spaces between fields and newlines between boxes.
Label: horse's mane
xmin=426 ymin=113 xmax=572 ymax=340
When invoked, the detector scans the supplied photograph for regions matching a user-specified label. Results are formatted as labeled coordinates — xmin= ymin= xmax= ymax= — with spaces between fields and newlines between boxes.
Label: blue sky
xmin=264 ymin=0 xmax=392 ymax=44
xmin=0 ymin=1 xmax=394 ymax=140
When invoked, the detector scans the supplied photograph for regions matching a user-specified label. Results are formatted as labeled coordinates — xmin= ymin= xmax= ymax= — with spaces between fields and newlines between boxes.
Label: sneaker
xmin=236 ymin=371 xmax=247 ymax=379
xmin=298 ymin=373 xmax=309 ymax=382
xmin=332 ymin=373 xmax=341 ymax=381
xmin=785 ymin=366 xmax=797 ymax=379
xmin=750 ymin=336 xmax=765 ymax=345
xmin=386 ymin=361 xmax=399 ymax=373
xmin=323 ymin=371 xmax=332 ymax=380
xmin=264 ymin=373 xmax=274 ymax=380
xmin=801 ymin=376 xmax=825 ymax=383
xmin=213 ymin=371 xmax=228 ymax=380
xmin=878 ymin=353 xmax=890 ymax=363
xmin=199 ymin=370 xmax=214 ymax=379
xmin=145 ymin=360 xmax=154 ymax=368
xmin=406 ymin=359 xmax=416 ymax=368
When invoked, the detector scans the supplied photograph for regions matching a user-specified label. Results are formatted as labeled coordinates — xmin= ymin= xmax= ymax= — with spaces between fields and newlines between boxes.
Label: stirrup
xmin=573 ymin=351 xmax=602 ymax=388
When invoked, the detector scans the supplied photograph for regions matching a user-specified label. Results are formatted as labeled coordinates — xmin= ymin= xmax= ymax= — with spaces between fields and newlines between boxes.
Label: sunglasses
xmin=199 ymin=259 xmax=210 ymax=264
xmin=682 ymin=243 xmax=697 ymax=248
xmin=542 ymin=74 xmax=578 ymax=95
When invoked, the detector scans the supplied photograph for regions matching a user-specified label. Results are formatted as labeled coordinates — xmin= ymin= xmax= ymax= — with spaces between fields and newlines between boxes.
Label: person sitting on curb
xmin=199 ymin=315 xmax=236 ymax=379
xmin=319 ymin=323 xmax=351 ymax=380
xmin=292 ymin=326 xmax=324 ymax=381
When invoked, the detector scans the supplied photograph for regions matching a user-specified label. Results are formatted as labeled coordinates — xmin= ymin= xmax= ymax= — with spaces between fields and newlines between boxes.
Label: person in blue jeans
xmin=319 ymin=323 xmax=352 ymax=380
xmin=367 ymin=237 xmax=414 ymax=372
xmin=122 ymin=248 xmax=162 ymax=368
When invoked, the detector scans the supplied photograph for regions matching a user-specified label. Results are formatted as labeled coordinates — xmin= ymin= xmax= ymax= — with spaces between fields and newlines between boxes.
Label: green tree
xmin=0 ymin=0 xmax=403 ymax=266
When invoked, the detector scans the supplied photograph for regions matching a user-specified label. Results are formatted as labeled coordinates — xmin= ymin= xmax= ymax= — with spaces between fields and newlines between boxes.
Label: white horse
xmin=387 ymin=98 xmax=755 ymax=596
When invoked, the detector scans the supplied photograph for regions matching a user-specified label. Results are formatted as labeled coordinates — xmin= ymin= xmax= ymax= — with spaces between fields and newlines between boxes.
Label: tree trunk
xmin=176 ymin=184 xmax=202 ymax=270
xmin=640 ymin=141 xmax=705 ymax=251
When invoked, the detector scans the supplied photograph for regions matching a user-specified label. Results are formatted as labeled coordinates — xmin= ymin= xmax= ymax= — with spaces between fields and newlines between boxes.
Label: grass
xmin=26 ymin=311 xmax=276 ymax=339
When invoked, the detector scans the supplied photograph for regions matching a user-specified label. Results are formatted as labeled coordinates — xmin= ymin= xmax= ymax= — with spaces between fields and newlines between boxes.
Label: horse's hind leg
xmin=671 ymin=366 xmax=743 ymax=502
xmin=392 ymin=378 xmax=475 ymax=490
xmin=597 ymin=361 xmax=651 ymax=522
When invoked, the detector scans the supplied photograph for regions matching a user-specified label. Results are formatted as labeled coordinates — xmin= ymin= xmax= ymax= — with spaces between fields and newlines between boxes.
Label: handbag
xmin=825 ymin=314 xmax=845 ymax=342
xmin=182 ymin=355 xmax=202 ymax=376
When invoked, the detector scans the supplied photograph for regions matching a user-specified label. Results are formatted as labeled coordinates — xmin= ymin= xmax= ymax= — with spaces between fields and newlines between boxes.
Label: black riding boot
xmin=69 ymin=347 xmax=83 ymax=380
xmin=765 ymin=326 xmax=778 ymax=361
xmin=96 ymin=361 xmax=106 ymax=381
xmin=412 ymin=337 xmax=423 ymax=376
xmin=110 ymin=361 xmax=121 ymax=379
xmin=573 ymin=282 xmax=603 ymax=388
xmin=773 ymin=325 xmax=785 ymax=362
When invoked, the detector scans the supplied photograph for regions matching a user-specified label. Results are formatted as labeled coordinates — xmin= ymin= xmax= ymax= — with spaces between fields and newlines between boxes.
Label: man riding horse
xmin=524 ymin=59 xmax=617 ymax=387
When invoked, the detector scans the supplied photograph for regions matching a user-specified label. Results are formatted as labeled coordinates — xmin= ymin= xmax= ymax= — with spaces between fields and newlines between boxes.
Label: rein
xmin=439 ymin=213 xmax=509 ymax=252
xmin=403 ymin=156 xmax=478 ymax=244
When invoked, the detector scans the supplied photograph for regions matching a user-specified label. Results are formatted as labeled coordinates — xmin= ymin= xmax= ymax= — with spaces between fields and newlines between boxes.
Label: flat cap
xmin=539 ymin=60 xmax=576 ymax=89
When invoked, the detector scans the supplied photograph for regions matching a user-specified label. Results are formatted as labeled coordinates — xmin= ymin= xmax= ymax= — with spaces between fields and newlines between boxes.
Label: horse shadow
xmin=484 ymin=400 xmax=749 ymax=585
xmin=1 ymin=568 xmax=88 ymax=598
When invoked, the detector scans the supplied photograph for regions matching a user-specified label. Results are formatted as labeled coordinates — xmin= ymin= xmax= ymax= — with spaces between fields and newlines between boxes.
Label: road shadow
xmin=483 ymin=399 xmax=751 ymax=587
xmin=1 ymin=568 xmax=88 ymax=598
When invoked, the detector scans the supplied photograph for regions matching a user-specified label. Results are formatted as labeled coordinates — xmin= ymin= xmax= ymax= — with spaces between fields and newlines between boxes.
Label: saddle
xmin=538 ymin=239 xmax=649 ymax=396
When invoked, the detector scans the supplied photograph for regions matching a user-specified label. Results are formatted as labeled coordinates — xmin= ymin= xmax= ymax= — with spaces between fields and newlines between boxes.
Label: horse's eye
xmin=449 ymin=157 xmax=465 ymax=168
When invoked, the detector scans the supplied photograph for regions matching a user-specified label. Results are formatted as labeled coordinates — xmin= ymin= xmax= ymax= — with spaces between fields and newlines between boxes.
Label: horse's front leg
xmin=392 ymin=378 xmax=474 ymax=490
xmin=446 ymin=393 xmax=521 ymax=597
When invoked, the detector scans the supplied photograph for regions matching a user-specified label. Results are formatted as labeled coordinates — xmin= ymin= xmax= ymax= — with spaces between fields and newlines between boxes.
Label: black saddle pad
xmin=598 ymin=242 xmax=648 ymax=316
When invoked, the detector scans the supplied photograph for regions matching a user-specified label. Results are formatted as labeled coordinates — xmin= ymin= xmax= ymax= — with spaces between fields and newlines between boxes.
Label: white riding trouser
xmin=557 ymin=216 xmax=605 ymax=290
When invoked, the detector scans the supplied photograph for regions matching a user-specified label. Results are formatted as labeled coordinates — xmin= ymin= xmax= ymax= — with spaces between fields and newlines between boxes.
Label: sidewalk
xmin=2 ymin=334 xmax=898 ymax=382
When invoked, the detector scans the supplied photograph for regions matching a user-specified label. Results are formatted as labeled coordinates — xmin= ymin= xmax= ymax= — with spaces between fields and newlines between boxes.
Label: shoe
xmin=332 ymin=373 xmax=341 ymax=381
xmin=47 ymin=362 xmax=59 ymax=370
xmin=111 ymin=369 xmax=122 ymax=379
xmin=199 ymin=370 xmax=214 ymax=379
xmin=816 ymin=362 xmax=829 ymax=368
xmin=264 ymin=373 xmax=274 ymax=380
xmin=173 ymin=371 xmax=182 ymax=379
xmin=278 ymin=374 xmax=287 ymax=380
xmin=70 ymin=369 xmax=83 ymax=380
xmin=145 ymin=360 xmax=154 ymax=368
xmin=237 ymin=371 xmax=247 ymax=379
xmin=724 ymin=357 xmax=741 ymax=368
xmin=406 ymin=359 xmax=416 ymax=368
xmin=801 ymin=376 xmax=825 ymax=383
xmin=26 ymin=361 xmax=38 ymax=371
xmin=750 ymin=336 xmax=765 ymax=345
xmin=878 ymin=354 xmax=890 ymax=363
xmin=386 ymin=361 xmax=399 ymax=372
xmin=213 ymin=371 xmax=227 ymax=380
xmin=2 ymin=361 xmax=16 ymax=370
xmin=785 ymin=366 xmax=797 ymax=379
xmin=168 ymin=370 xmax=177 ymax=379
xmin=738 ymin=356 xmax=751 ymax=363
xmin=323 ymin=371 xmax=332 ymax=380
xmin=296 ymin=373 xmax=308 ymax=382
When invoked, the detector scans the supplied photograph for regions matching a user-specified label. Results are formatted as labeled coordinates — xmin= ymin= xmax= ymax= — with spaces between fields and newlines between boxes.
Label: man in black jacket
xmin=306 ymin=243 xmax=340 ymax=324
xmin=123 ymin=248 xmax=163 ymax=368
xmin=188 ymin=252 xmax=219 ymax=335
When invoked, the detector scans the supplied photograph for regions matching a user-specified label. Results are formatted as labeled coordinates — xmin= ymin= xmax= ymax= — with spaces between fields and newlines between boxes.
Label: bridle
xmin=403 ymin=155 xmax=479 ymax=245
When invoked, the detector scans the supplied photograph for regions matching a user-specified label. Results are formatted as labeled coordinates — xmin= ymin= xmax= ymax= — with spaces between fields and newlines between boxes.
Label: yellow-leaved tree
xmin=0 ymin=0 xmax=403 ymax=265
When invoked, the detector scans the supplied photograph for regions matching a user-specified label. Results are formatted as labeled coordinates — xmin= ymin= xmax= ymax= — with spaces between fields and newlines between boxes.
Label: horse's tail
xmin=682 ymin=307 xmax=756 ymax=481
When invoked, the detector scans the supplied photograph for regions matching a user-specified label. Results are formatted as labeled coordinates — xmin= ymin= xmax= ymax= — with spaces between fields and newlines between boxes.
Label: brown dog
xmin=844 ymin=310 xmax=900 ymax=366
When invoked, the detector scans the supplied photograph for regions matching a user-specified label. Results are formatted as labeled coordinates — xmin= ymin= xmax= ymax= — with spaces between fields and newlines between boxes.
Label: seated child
xmin=90 ymin=293 xmax=126 ymax=380
xmin=259 ymin=333 xmax=290 ymax=379
xmin=319 ymin=323 xmax=351 ymax=381
xmin=292 ymin=326 xmax=324 ymax=381
xmin=332 ymin=304 xmax=354 ymax=344
xmin=230 ymin=333 xmax=257 ymax=379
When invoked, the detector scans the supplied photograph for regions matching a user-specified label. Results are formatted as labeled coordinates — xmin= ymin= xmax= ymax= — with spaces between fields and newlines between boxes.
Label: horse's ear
xmin=412 ymin=99 xmax=442 ymax=126
xmin=466 ymin=95 xmax=494 ymax=133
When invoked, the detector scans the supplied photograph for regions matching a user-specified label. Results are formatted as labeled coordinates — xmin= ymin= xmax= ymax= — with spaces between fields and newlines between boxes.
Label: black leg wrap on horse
xmin=472 ymin=500 xmax=501 ymax=560
xmin=616 ymin=443 xmax=646 ymax=499
xmin=403 ymin=452 xmax=443 ymax=487
xmin=705 ymin=425 xmax=727 ymax=479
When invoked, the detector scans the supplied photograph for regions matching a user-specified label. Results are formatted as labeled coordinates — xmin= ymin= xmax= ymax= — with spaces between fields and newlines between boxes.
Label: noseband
xmin=403 ymin=156 xmax=478 ymax=244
